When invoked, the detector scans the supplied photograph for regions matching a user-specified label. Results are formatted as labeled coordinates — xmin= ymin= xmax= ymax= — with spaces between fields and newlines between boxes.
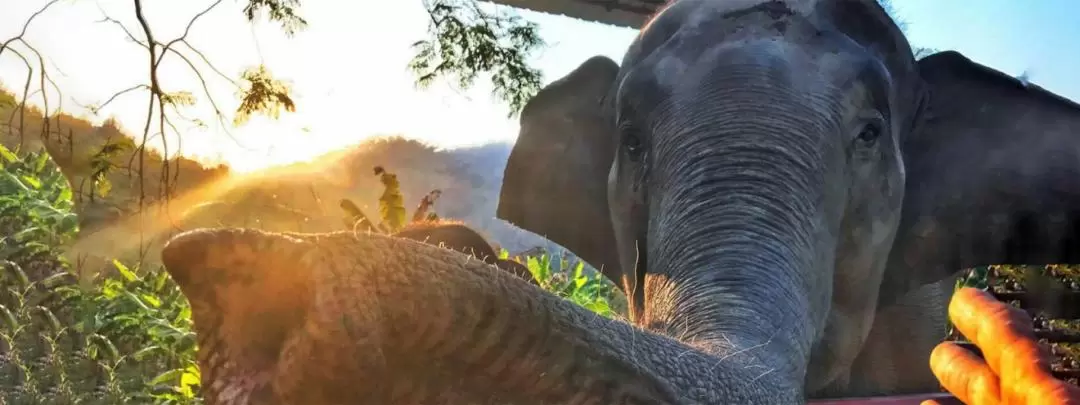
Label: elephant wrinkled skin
xmin=497 ymin=0 xmax=1080 ymax=401
xmin=161 ymin=1 xmax=1080 ymax=404
xmin=162 ymin=228 xmax=680 ymax=404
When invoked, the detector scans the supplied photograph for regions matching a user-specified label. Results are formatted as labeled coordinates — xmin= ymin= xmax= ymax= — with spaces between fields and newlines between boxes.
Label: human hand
xmin=922 ymin=287 xmax=1079 ymax=405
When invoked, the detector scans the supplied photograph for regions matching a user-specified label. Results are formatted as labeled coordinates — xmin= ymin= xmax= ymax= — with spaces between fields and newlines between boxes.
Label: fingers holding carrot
xmin=929 ymin=287 xmax=1080 ymax=404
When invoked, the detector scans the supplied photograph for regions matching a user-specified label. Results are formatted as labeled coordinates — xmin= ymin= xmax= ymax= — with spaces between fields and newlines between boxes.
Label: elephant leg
xmin=839 ymin=272 xmax=963 ymax=397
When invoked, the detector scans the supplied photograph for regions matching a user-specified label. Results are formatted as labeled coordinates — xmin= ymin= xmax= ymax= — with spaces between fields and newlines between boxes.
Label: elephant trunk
xmin=642 ymin=90 xmax=837 ymax=385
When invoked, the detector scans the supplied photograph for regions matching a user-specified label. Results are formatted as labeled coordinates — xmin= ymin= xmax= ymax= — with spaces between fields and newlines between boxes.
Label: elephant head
xmin=499 ymin=0 xmax=1080 ymax=397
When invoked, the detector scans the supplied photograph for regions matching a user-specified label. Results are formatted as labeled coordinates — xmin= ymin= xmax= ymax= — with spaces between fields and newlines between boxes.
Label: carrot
xmin=926 ymin=341 xmax=1000 ymax=404
xmin=923 ymin=287 xmax=1080 ymax=405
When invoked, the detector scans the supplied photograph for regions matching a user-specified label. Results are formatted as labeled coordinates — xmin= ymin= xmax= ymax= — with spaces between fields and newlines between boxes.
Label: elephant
xmin=391 ymin=220 xmax=540 ymax=286
xmin=494 ymin=0 xmax=1080 ymax=401
xmin=158 ymin=227 xmax=1062 ymax=404
xmin=158 ymin=1 xmax=1080 ymax=404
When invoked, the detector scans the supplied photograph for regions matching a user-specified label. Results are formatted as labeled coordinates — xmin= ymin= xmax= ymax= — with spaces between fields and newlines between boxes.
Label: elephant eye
xmin=855 ymin=119 xmax=884 ymax=145
xmin=622 ymin=131 xmax=644 ymax=159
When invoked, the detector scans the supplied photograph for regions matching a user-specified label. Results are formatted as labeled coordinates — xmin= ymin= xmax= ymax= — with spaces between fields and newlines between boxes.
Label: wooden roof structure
xmin=485 ymin=0 xmax=666 ymax=28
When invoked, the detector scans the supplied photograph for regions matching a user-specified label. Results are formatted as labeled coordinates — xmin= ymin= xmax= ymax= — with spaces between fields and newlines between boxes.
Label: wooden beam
xmin=483 ymin=0 xmax=664 ymax=28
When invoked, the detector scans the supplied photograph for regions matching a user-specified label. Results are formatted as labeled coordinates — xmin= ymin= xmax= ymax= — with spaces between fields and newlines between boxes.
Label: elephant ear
xmin=882 ymin=50 xmax=1080 ymax=306
xmin=497 ymin=55 xmax=622 ymax=286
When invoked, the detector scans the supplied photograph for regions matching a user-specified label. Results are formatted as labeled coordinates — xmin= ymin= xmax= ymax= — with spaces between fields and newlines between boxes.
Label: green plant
xmin=0 ymin=144 xmax=80 ymax=271
xmin=0 ymin=145 xmax=200 ymax=404
xmin=340 ymin=169 xmax=443 ymax=233
xmin=374 ymin=166 xmax=407 ymax=233
xmin=500 ymin=249 xmax=621 ymax=318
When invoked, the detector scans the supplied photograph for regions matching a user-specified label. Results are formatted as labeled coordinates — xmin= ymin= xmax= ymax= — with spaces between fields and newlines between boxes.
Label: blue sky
xmin=0 ymin=0 xmax=1075 ymax=171
xmin=895 ymin=0 xmax=1078 ymax=95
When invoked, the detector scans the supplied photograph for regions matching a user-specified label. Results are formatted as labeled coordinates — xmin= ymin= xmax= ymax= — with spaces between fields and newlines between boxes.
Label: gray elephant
xmin=158 ymin=1 xmax=1080 ymax=404
xmin=496 ymin=0 xmax=1080 ymax=400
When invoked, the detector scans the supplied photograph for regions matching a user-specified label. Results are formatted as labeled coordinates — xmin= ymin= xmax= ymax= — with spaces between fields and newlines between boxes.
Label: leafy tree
xmin=2 ymin=0 xmax=305 ymax=209
xmin=408 ymin=0 xmax=545 ymax=118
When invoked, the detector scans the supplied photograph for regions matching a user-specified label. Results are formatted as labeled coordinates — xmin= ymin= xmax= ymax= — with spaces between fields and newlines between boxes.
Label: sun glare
xmin=172 ymin=113 xmax=368 ymax=175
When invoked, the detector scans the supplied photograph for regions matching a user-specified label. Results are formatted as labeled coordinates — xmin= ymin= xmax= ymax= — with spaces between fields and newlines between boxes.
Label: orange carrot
xmin=924 ymin=287 xmax=1079 ymax=405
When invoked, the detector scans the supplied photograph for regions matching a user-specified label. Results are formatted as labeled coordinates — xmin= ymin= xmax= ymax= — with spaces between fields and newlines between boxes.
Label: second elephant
xmin=392 ymin=220 xmax=539 ymax=286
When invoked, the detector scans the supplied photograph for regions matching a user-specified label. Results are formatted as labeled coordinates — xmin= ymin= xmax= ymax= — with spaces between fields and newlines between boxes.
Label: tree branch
xmin=177 ymin=40 xmax=241 ymax=88
xmin=78 ymin=84 xmax=151 ymax=115
xmin=410 ymin=0 xmax=545 ymax=117
xmin=131 ymin=0 xmax=161 ymax=207
xmin=16 ymin=38 xmax=56 ymax=142
xmin=94 ymin=7 xmax=150 ymax=51
xmin=3 ymin=48 xmax=32 ymax=146
xmin=0 ymin=0 xmax=62 ymax=59
xmin=158 ymin=44 xmax=244 ymax=142
xmin=1 ymin=0 xmax=65 ymax=149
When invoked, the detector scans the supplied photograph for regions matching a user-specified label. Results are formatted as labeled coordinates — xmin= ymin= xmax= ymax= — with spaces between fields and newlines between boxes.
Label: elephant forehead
xmin=676 ymin=0 xmax=818 ymax=23
xmin=664 ymin=0 xmax=833 ymax=41
xmin=630 ymin=2 xmax=860 ymax=94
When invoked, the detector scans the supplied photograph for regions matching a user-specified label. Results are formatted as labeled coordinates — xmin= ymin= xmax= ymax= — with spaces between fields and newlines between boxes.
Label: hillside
xmin=0 ymin=86 xmax=584 ymax=277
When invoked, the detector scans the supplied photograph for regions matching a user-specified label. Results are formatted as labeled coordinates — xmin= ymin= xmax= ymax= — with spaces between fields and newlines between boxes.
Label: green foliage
xmin=243 ymin=0 xmax=308 ymax=36
xmin=0 ymin=144 xmax=79 ymax=269
xmin=340 ymin=169 xmax=445 ymax=233
xmin=234 ymin=65 xmax=297 ymax=127
xmin=0 ymin=146 xmax=200 ymax=404
xmin=509 ymin=250 xmax=621 ymax=318
xmin=0 ymin=90 xmax=15 ymax=109
xmin=409 ymin=0 xmax=545 ymax=117
xmin=375 ymin=167 xmax=408 ymax=233
xmin=956 ymin=266 xmax=990 ymax=290
xmin=88 ymin=140 xmax=130 ymax=200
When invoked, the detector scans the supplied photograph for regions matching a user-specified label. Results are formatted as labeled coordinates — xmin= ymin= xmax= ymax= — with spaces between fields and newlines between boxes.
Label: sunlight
xmin=0 ymin=0 xmax=532 ymax=175
xmin=66 ymin=173 xmax=244 ymax=273
xmin=63 ymin=140 xmax=373 ymax=276
xmin=178 ymin=115 xmax=343 ymax=174
xmin=64 ymin=154 xmax=344 ymax=260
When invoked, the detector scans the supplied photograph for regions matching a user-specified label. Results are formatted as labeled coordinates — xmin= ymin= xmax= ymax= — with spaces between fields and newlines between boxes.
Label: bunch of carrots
xmin=927 ymin=288 xmax=1079 ymax=404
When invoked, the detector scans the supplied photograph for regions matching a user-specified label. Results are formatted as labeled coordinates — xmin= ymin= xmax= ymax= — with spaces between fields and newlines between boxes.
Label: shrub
xmin=0 ymin=145 xmax=199 ymax=404
xmin=501 ymin=249 xmax=622 ymax=318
